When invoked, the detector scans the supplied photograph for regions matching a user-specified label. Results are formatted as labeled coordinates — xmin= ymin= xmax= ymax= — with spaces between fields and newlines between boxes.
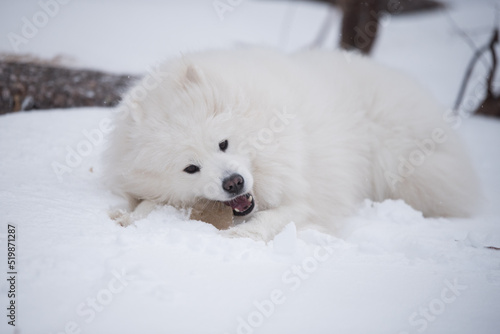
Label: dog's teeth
xmin=234 ymin=208 xmax=241 ymax=212
xmin=248 ymin=195 xmax=253 ymax=202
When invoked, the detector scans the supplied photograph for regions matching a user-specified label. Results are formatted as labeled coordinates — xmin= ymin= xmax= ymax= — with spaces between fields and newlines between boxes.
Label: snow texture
xmin=1 ymin=0 xmax=500 ymax=333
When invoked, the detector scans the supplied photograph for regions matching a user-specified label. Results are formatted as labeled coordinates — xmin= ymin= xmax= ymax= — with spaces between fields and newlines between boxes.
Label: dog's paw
xmin=220 ymin=219 xmax=275 ymax=241
xmin=220 ymin=226 xmax=264 ymax=241
xmin=221 ymin=209 xmax=296 ymax=241
xmin=109 ymin=209 xmax=134 ymax=227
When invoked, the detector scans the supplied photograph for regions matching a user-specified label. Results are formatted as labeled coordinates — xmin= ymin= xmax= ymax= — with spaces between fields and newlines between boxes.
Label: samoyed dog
xmin=106 ymin=48 xmax=479 ymax=241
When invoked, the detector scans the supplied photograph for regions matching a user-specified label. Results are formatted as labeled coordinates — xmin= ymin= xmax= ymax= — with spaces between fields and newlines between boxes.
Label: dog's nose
xmin=222 ymin=174 xmax=245 ymax=195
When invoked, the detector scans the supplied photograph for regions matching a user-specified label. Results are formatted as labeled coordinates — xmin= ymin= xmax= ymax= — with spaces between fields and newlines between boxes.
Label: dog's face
xmin=117 ymin=63 xmax=256 ymax=217
xmin=162 ymin=119 xmax=256 ymax=216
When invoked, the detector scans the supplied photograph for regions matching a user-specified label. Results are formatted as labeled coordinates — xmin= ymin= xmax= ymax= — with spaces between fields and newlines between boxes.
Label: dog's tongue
xmin=224 ymin=194 xmax=252 ymax=213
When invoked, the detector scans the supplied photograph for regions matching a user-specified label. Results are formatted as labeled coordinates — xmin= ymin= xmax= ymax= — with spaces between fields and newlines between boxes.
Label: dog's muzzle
xmin=223 ymin=193 xmax=255 ymax=216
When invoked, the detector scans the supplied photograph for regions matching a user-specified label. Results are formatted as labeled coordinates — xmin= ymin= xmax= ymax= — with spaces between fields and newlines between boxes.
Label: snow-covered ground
xmin=1 ymin=0 xmax=500 ymax=333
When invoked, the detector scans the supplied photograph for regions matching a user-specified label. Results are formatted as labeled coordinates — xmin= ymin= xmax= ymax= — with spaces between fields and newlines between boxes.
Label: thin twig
xmin=453 ymin=42 xmax=491 ymax=111
xmin=310 ymin=6 xmax=336 ymax=49
xmin=485 ymin=29 xmax=498 ymax=98
xmin=443 ymin=10 xmax=490 ymax=69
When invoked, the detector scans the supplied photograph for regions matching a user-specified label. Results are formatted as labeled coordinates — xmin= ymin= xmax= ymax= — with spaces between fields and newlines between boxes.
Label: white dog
xmin=105 ymin=48 xmax=479 ymax=241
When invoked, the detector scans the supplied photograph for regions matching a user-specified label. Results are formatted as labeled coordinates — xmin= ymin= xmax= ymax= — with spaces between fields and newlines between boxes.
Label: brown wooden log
xmin=338 ymin=0 xmax=379 ymax=54
xmin=0 ymin=59 xmax=138 ymax=114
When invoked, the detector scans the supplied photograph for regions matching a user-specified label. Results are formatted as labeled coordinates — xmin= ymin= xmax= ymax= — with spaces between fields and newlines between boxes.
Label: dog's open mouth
xmin=223 ymin=193 xmax=255 ymax=216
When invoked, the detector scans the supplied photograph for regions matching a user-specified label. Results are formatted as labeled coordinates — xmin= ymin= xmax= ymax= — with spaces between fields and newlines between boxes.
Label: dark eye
xmin=183 ymin=165 xmax=200 ymax=174
xmin=219 ymin=139 xmax=228 ymax=152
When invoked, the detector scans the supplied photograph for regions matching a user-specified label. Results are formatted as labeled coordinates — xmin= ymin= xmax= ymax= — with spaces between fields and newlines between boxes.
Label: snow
xmin=1 ymin=0 xmax=500 ymax=333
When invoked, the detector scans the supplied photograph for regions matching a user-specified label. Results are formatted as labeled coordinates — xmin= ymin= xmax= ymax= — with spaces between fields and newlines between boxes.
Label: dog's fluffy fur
xmin=106 ymin=48 xmax=479 ymax=240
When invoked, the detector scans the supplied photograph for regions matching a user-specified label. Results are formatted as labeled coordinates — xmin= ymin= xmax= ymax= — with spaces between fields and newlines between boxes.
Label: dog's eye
xmin=183 ymin=165 xmax=200 ymax=174
xmin=219 ymin=139 xmax=228 ymax=152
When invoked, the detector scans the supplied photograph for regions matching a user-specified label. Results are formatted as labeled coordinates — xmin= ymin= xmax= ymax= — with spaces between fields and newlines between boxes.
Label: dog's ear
xmin=184 ymin=64 xmax=204 ymax=84
xmin=185 ymin=65 xmax=200 ymax=83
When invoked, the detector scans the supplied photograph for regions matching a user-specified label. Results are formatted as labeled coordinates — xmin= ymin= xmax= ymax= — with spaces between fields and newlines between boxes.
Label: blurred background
xmin=0 ymin=0 xmax=498 ymax=115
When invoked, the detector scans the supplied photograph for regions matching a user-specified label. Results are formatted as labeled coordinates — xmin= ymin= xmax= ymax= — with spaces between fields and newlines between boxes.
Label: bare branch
xmin=485 ymin=28 xmax=498 ymax=98
xmin=453 ymin=35 xmax=494 ymax=111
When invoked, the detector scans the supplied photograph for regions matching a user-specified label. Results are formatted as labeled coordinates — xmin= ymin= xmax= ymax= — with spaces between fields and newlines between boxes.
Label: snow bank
xmin=0 ymin=107 xmax=499 ymax=334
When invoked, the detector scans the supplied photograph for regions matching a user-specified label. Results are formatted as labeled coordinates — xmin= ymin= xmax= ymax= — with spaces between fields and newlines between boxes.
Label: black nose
xmin=222 ymin=174 xmax=245 ymax=195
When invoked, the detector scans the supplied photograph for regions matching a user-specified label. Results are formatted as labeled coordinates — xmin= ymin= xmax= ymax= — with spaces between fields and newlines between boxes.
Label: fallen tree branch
xmin=0 ymin=60 xmax=138 ymax=114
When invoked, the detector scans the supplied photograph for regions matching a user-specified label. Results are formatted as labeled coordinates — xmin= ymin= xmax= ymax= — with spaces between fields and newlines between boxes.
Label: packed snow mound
xmin=1 ymin=107 xmax=500 ymax=334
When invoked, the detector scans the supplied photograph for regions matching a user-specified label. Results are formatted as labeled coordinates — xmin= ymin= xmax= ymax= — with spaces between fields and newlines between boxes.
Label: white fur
xmin=105 ymin=48 xmax=480 ymax=240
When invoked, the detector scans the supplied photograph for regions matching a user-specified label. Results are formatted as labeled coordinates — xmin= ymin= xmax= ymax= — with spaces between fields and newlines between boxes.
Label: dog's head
xmin=112 ymin=61 xmax=257 ymax=217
